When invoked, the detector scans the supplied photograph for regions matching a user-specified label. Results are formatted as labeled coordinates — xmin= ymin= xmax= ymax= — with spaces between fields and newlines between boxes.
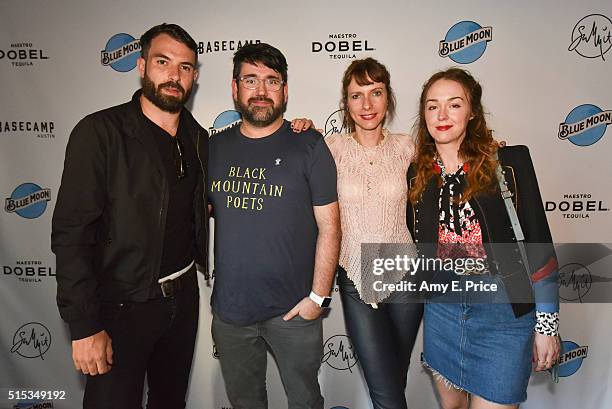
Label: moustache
xmin=159 ymin=81 xmax=185 ymax=94
xmin=248 ymin=96 xmax=274 ymax=105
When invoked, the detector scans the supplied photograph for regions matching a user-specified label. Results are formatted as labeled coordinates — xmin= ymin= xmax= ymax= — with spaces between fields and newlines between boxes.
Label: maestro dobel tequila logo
xmin=3 ymin=260 xmax=55 ymax=284
xmin=0 ymin=42 xmax=49 ymax=67
xmin=312 ymin=33 xmax=375 ymax=60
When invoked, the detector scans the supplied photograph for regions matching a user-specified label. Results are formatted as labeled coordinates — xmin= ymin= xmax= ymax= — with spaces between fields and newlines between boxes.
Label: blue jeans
xmin=337 ymin=267 xmax=423 ymax=409
xmin=212 ymin=313 xmax=324 ymax=409
xmin=422 ymin=272 xmax=536 ymax=405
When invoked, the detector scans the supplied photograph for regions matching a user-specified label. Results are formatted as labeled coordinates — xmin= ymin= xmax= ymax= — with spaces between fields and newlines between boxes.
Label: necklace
xmin=351 ymin=131 xmax=386 ymax=165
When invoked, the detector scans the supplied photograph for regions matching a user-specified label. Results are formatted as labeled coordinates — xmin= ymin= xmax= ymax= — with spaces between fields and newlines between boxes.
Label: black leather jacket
xmin=407 ymin=145 xmax=558 ymax=318
xmin=52 ymin=90 xmax=209 ymax=339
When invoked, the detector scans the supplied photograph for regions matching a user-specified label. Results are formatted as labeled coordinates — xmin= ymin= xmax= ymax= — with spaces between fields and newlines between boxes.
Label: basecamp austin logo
xmin=101 ymin=33 xmax=140 ymax=72
xmin=197 ymin=39 xmax=260 ymax=55
xmin=558 ymin=340 xmax=589 ymax=377
xmin=312 ymin=33 xmax=375 ymax=60
xmin=568 ymin=14 xmax=612 ymax=61
xmin=3 ymin=260 xmax=55 ymax=284
xmin=321 ymin=334 xmax=358 ymax=372
xmin=0 ymin=120 xmax=55 ymax=139
xmin=209 ymin=110 xmax=242 ymax=136
xmin=324 ymin=109 xmax=347 ymax=137
xmin=558 ymin=104 xmax=610 ymax=146
xmin=0 ymin=43 xmax=49 ymax=67
xmin=10 ymin=322 xmax=52 ymax=360
xmin=545 ymin=193 xmax=609 ymax=220
xmin=439 ymin=21 xmax=493 ymax=64
xmin=4 ymin=183 xmax=51 ymax=219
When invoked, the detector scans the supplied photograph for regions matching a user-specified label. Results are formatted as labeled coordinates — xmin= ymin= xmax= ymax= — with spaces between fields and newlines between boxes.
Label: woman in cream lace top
xmin=325 ymin=58 xmax=422 ymax=409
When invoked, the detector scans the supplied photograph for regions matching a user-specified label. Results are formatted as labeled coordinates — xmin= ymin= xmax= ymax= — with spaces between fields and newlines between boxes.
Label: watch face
xmin=321 ymin=297 xmax=332 ymax=308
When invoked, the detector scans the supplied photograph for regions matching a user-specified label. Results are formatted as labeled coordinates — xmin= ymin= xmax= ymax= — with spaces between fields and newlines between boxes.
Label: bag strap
xmin=493 ymin=151 xmax=532 ymax=282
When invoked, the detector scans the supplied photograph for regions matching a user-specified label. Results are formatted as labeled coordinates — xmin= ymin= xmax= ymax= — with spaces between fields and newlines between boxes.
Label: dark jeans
xmin=83 ymin=271 xmax=199 ymax=409
xmin=337 ymin=267 xmax=423 ymax=409
xmin=212 ymin=313 xmax=324 ymax=409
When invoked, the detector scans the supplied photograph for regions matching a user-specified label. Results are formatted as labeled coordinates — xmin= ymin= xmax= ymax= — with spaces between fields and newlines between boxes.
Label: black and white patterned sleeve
xmin=535 ymin=311 xmax=559 ymax=336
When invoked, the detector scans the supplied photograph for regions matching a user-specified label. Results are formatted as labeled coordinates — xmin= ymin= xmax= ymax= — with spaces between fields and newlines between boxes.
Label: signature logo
xmin=324 ymin=109 xmax=347 ymax=137
xmin=321 ymin=334 xmax=358 ymax=372
xmin=558 ymin=263 xmax=592 ymax=302
xmin=568 ymin=14 xmax=612 ymax=61
xmin=10 ymin=322 xmax=51 ymax=359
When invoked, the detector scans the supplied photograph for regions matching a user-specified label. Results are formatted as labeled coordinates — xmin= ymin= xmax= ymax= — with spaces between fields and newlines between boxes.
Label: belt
xmin=159 ymin=262 xmax=195 ymax=298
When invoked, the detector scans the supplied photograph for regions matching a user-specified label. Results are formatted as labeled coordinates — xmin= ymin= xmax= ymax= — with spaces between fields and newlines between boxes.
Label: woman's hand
xmin=533 ymin=333 xmax=561 ymax=371
xmin=290 ymin=118 xmax=314 ymax=133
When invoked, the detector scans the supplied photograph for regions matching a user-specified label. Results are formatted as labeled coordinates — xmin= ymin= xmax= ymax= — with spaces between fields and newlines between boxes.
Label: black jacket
xmin=51 ymin=90 xmax=209 ymax=340
xmin=407 ymin=145 xmax=558 ymax=317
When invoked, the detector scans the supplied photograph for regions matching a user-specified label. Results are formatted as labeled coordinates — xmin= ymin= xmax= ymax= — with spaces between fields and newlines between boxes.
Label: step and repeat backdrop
xmin=1 ymin=0 xmax=611 ymax=408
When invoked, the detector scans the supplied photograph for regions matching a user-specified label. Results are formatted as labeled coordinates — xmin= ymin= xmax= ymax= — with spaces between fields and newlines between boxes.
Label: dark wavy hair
xmin=232 ymin=43 xmax=288 ymax=83
xmin=409 ymin=68 xmax=498 ymax=204
xmin=340 ymin=58 xmax=396 ymax=133
xmin=140 ymin=23 xmax=198 ymax=62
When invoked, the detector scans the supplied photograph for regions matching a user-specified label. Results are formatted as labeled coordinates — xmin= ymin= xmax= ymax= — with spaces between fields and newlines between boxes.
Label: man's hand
xmin=72 ymin=330 xmax=113 ymax=376
xmin=283 ymin=297 xmax=323 ymax=321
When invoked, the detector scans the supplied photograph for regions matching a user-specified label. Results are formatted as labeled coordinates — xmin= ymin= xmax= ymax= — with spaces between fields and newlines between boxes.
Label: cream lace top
xmin=326 ymin=130 xmax=416 ymax=302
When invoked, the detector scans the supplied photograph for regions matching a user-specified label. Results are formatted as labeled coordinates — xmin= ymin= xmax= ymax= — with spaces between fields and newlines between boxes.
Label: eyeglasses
xmin=238 ymin=76 xmax=284 ymax=91
xmin=172 ymin=136 xmax=187 ymax=180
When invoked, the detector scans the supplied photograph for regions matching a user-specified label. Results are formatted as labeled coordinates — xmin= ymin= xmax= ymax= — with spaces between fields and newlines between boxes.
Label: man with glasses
xmin=208 ymin=43 xmax=340 ymax=409
xmin=52 ymin=23 xmax=207 ymax=409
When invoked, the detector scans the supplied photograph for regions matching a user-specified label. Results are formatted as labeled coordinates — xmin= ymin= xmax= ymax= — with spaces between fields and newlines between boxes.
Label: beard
xmin=234 ymin=93 xmax=287 ymax=127
xmin=141 ymin=73 xmax=191 ymax=113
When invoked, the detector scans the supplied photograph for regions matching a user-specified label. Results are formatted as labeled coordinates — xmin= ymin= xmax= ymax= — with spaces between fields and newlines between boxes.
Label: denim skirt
xmin=422 ymin=273 xmax=536 ymax=405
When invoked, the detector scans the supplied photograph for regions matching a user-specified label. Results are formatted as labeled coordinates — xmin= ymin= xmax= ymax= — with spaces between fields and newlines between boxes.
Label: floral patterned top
xmin=435 ymin=159 xmax=558 ymax=336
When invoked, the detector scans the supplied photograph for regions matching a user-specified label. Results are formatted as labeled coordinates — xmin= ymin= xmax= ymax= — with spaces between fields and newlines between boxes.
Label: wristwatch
xmin=309 ymin=291 xmax=332 ymax=308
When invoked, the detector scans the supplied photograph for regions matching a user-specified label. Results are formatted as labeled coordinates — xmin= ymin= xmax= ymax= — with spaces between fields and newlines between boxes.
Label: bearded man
xmin=52 ymin=23 xmax=208 ymax=409
xmin=208 ymin=43 xmax=340 ymax=409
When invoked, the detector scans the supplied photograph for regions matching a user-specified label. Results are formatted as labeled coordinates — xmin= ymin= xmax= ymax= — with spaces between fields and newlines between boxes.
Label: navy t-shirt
xmin=208 ymin=120 xmax=337 ymax=325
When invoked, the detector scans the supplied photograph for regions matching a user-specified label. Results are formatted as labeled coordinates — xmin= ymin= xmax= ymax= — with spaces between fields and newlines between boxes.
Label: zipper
xmin=155 ymin=180 xmax=167 ymax=285
xmin=196 ymin=130 xmax=209 ymax=275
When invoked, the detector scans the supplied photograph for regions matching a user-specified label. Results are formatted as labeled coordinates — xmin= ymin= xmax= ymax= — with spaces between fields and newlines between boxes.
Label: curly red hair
xmin=409 ymin=68 xmax=498 ymax=204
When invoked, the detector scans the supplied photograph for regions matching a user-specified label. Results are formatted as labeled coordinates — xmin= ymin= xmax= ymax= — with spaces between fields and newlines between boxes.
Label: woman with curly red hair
xmin=407 ymin=68 xmax=560 ymax=409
